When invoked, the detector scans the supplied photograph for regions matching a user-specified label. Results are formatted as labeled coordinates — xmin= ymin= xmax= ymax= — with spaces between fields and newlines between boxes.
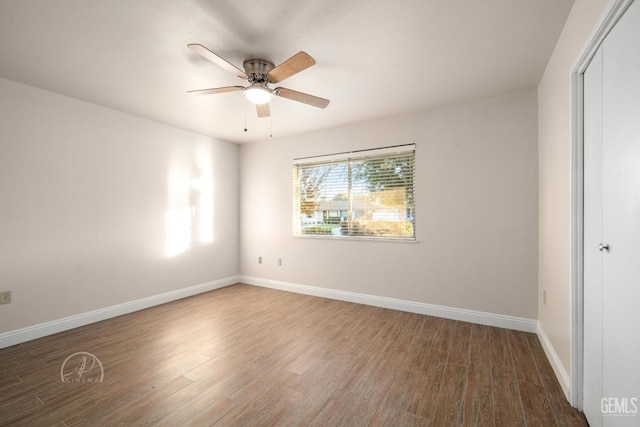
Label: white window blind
xmin=293 ymin=144 xmax=415 ymax=240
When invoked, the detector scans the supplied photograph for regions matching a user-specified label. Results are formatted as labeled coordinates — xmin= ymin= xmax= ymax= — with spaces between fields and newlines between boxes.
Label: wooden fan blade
xmin=256 ymin=103 xmax=271 ymax=118
xmin=267 ymin=52 xmax=316 ymax=83
xmin=187 ymin=44 xmax=248 ymax=79
xmin=275 ymin=87 xmax=330 ymax=108
xmin=187 ymin=86 xmax=244 ymax=96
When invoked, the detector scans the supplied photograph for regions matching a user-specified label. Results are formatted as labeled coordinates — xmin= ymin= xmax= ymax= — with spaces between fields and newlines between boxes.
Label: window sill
xmin=292 ymin=234 xmax=418 ymax=243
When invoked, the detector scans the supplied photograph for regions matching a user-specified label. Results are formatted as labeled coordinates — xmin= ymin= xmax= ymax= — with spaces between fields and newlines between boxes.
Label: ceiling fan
xmin=187 ymin=44 xmax=330 ymax=118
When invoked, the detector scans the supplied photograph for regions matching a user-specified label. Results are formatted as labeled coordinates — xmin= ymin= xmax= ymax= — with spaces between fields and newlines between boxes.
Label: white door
xmin=583 ymin=1 xmax=640 ymax=425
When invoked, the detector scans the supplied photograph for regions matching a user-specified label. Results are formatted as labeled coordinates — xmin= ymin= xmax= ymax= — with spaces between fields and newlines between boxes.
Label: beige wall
xmin=240 ymin=90 xmax=539 ymax=319
xmin=537 ymin=0 xmax=608 ymax=377
xmin=0 ymin=77 xmax=239 ymax=333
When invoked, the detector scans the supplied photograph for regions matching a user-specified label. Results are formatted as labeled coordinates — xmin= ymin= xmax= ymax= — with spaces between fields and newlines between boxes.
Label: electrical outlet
xmin=277 ymin=258 xmax=282 ymax=266
xmin=258 ymin=256 xmax=262 ymax=264
xmin=543 ymin=290 xmax=547 ymax=305
xmin=0 ymin=291 xmax=11 ymax=305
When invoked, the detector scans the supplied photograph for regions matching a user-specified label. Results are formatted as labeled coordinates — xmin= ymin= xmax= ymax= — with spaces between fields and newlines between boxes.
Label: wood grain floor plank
xmin=540 ymin=370 xmax=586 ymax=423
xmin=460 ymin=323 xmax=495 ymax=426
xmin=462 ymin=361 xmax=494 ymax=426
xmin=181 ymin=396 xmax=235 ymax=426
xmin=370 ymin=404 xmax=432 ymax=427
xmin=344 ymin=357 xmax=398 ymax=419
xmin=491 ymin=361 xmax=526 ymax=426
xmin=85 ymin=375 xmax=193 ymax=426
xmin=555 ymin=413 xmax=590 ymax=426
xmin=431 ymin=362 xmax=468 ymax=425
xmin=507 ymin=329 xmax=543 ymax=386
xmin=406 ymin=351 xmax=448 ymax=419
xmin=0 ymin=396 xmax=44 ymax=426
xmin=307 ymin=394 xmax=358 ymax=426
xmin=488 ymin=326 xmax=513 ymax=368
xmin=470 ymin=323 xmax=491 ymax=364
xmin=432 ymin=318 xmax=457 ymax=354
xmin=0 ymin=373 xmax=22 ymax=393
xmin=519 ymin=380 xmax=558 ymax=426
xmin=448 ymin=321 xmax=472 ymax=366
xmin=525 ymin=333 xmax=586 ymax=423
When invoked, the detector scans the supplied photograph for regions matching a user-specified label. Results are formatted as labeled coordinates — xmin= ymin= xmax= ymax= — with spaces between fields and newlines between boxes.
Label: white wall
xmin=240 ymin=90 xmax=539 ymax=319
xmin=0 ymin=77 xmax=239 ymax=333
xmin=537 ymin=0 xmax=608 ymax=377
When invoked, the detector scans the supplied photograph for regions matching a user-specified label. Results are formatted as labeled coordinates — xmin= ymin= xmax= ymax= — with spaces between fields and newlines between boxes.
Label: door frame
xmin=570 ymin=0 xmax=635 ymax=409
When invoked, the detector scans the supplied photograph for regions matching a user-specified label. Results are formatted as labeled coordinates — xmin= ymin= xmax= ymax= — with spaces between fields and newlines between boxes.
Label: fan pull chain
xmin=244 ymin=99 xmax=248 ymax=132
xmin=270 ymin=115 xmax=273 ymax=138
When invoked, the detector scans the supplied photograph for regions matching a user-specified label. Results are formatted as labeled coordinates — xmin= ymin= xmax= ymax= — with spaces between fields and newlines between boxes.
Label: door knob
xmin=598 ymin=243 xmax=610 ymax=252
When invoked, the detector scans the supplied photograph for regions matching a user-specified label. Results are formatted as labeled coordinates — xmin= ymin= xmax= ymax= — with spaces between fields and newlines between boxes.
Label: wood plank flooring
xmin=0 ymin=284 xmax=588 ymax=426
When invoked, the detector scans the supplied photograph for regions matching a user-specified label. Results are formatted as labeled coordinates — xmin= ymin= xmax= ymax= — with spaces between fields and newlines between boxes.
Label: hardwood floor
xmin=0 ymin=284 xmax=587 ymax=426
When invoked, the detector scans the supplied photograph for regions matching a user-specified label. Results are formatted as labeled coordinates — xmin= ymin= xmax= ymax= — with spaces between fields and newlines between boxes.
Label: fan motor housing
xmin=243 ymin=59 xmax=274 ymax=82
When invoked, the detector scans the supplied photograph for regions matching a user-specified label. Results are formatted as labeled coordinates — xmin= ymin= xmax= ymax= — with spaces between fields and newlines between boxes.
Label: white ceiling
xmin=0 ymin=0 xmax=574 ymax=144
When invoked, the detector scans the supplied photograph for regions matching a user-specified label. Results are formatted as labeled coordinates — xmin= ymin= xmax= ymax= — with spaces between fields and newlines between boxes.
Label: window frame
xmin=293 ymin=144 xmax=416 ymax=242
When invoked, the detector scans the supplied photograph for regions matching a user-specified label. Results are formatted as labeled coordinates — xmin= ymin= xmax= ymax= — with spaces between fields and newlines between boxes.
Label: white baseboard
xmin=537 ymin=321 xmax=571 ymax=399
xmin=0 ymin=275 xmax=239 ymax=349
xmin=1 ymin=275 xmax=541 ymax=351
xmin=240 ymin=276 xmax=537 ymax=333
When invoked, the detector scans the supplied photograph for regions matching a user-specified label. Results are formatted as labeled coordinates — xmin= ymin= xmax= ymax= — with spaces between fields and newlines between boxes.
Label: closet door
xmin=600 ymin=1 xmax=640 ymax=423
xmin=584 ymin=1 xmax=640 ymax=425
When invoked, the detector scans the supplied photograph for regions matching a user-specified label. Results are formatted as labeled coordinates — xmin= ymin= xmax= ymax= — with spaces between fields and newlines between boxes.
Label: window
xmin=293 ymin=144 xmax=415 ymax=240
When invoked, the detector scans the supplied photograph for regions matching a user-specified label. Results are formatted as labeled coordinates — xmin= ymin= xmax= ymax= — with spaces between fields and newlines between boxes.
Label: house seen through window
xmin=293 ymin=144 xmax=415 ymax=240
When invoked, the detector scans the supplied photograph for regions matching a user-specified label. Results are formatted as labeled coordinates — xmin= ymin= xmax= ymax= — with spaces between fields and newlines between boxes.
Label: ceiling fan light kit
xmin=244 ymin=84 xmax=273 ymax=105
xmin=187 ymin=44 xmax=329 ymax=119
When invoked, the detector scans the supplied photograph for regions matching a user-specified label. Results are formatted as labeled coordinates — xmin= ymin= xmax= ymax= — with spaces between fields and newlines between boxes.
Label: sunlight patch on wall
xmin=195 ymin=152 xmax=214 ymax=244
xmin=165 ymin=148 xmax=214 ymax=257
xmin=166 ymin=206 xmax=192 ymax=257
